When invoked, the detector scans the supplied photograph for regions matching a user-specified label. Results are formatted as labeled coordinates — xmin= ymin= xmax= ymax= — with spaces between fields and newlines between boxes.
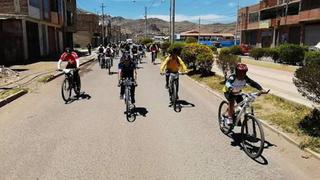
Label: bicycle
xmin=218 ymin=90 xmax=269 ymax=158
xmin=151 ymin=51 xmax=156 ymax=64
xmin=105 ymin=56 xmax=112 ymax=74
xmin=164 ymin=72 xmax=183 ymax=112
xmin=60 ymin=69 xmax=81 ymax=103
xmin=121 ymin=78 xmax=136 ymax=122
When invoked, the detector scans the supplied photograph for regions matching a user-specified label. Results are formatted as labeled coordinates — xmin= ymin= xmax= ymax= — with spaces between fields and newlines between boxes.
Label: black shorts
xmin=224 ymin=92 xmax=243 ymax=104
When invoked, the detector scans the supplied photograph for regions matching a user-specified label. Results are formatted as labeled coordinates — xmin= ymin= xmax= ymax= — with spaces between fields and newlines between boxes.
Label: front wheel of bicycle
xmin=218 ymin=101 xmax=233 ymax=134
xmin=241 ymin=114 xmax=265 ymax=159
xmin=61 ymin=78 xmax=71 ymax=103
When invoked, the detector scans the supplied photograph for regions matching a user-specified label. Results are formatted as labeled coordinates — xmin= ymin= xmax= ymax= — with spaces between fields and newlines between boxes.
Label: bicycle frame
xmin=232 ymin=93 xmax=257 ymax=126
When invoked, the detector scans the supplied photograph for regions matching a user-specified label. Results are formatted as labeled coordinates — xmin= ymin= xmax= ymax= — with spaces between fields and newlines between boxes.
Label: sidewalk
xmin=0 ymin=53 xmax=96 ymax=91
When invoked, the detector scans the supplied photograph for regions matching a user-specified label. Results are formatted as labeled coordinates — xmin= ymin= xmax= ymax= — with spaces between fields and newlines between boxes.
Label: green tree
xmin=294 ymin=59 xmax=320 ymax=104
xmin=185 ymin=37 xmax=198 ymax=44
xmin=279 ymin=44 xmax=305 ymax=65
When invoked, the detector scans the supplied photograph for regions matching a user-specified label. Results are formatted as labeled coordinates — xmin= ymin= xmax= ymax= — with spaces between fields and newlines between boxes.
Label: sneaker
xmin=225 ymin=117 xmax=233 ymax=125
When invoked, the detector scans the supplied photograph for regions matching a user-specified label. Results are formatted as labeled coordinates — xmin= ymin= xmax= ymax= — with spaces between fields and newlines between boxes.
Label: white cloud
xmin=146 ymin=14 xmax=233 ymax=24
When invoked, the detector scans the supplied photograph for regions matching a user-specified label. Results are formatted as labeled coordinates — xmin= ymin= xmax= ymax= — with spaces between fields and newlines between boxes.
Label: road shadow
xmin=133 ymin=107 xmax=149 ymax=117
xmin=168 ymin=100 xmax=195 ymax=112
xmin=65 ymin=92 xmax=91 ymax=104
xmin=226 ymin=132 xmax=275 ymax=165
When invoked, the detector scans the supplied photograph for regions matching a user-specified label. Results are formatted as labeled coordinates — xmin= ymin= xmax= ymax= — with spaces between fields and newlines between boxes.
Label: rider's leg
xmin=120 ymin=84 xmax=125 ymax=99
xmin=165 ymin=73 xmax=169 ymax=89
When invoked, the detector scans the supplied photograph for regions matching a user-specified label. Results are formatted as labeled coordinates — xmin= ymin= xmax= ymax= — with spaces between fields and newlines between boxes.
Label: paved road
xmin=212 ymin=63 xmax=314 ymax=107
xmin=0 ymin=56 xmax=319 ymax=179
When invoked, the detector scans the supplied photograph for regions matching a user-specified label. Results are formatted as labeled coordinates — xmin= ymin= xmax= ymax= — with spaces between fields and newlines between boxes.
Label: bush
xmin=168 ymin=42 xmax=186 ymax=56
xmin=249 ymin=48 xmax=265 ymax=60
xmin=294 ymin=59 xmax=320 ymax=104
xmin=304 ymin=51 xmax=320 ymax=65
xmin=229 ymin=45 xmax=242 ymax=55
xmin=264 ymin=48 xmax=280 ymax=62
xmin=208 ymin=46 xmax=218 ymax=54
xmin=279 ymin=44 xmax=305 ymax=65
xmin=180 ymin=43 xmax=214 ymax=75
xmin=185 ymin=37 xmax=198 ymax=44
xmin=217 ymin=53 xmax=241 ymax=80
xmin=219 ymin=47 xmax=231 ymax=56
xmin=139 ymin=38 xmax=154 ymax=45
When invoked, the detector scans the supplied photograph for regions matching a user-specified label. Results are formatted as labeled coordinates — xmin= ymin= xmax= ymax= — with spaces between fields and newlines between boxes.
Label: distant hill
xmin=110 ymin=16 xmax=236 ymax=38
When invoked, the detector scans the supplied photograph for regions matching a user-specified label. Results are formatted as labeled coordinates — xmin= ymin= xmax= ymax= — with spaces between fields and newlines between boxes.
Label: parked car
xmin=309 ymin=42 xmax=320 ymax=51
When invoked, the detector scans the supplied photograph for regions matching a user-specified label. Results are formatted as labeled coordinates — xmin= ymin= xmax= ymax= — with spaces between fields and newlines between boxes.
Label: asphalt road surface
xmin=0 ymin=56 xmax=319 ymax=180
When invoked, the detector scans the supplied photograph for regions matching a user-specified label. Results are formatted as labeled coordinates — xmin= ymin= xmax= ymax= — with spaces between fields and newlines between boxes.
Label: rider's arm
xmin=160 ymin=56 xmax=170 ymax=73
xmin=57 ymin=59 xmax=62 ymax=70
xmin=245 ymin=76 xmax=263 ymax=91
xmin=177 ymin=56 xmax=188 ymax=73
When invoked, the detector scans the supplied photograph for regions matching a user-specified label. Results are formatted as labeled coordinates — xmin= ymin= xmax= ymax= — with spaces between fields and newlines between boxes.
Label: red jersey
xmin=59 ymin=52 xmax=78 ymax=65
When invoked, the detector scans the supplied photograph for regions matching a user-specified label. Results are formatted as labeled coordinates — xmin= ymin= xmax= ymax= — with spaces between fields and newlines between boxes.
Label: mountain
xmin=110 ymin=16 xmax=236 ymax=38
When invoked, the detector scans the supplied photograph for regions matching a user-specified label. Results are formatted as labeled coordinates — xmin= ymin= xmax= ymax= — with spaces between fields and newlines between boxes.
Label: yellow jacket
xmin=160 ymin=55 xmax=188 ymax=73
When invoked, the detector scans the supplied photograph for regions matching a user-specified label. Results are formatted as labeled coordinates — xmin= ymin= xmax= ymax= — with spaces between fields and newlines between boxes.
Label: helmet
xmin=235 ymin=63 xmax=248 ymax=77
xmin=65 ymin=47 xmax=71 ymax=54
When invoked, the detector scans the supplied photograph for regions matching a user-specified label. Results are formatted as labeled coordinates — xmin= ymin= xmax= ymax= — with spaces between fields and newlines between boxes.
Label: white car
xmin=309 ymin=42 xmax=320 ymax=51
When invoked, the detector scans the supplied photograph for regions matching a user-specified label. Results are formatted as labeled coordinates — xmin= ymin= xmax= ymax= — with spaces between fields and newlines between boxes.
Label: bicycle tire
xmin=61 ymin=78 xmax=71 ymax=103
xmin=241 ymin=114 xmax=265 ymax=159
xmin=218 ymin=101 xmax=233 ymax=134
xmin=173 ymin=81 xmax=181 ymax=112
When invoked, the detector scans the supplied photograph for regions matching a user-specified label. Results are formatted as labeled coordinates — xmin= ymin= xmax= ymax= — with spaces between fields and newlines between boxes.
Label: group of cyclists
xmin=57 ymin=41 xmax=268 ymax=125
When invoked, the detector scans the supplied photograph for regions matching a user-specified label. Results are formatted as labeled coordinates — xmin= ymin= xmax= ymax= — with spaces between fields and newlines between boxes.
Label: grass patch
xmin=37 ymin=75 xmax=54 ymax=83
xmin=189 ymin=73 xmax=320 ymax=153
xmin=0 ymin=88 xmax=26 ymax=99
xmin=241 ymin=57 xmax=298 ymax=73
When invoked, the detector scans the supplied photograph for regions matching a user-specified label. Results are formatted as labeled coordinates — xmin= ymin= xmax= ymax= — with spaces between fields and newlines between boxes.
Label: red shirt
xmin=59 ymin=52 xmax=78 ymax=65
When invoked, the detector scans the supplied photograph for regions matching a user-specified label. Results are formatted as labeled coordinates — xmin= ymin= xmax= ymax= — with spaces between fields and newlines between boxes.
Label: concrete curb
xmin=46 ymin=57 xmax=96 ymax=82
xmin=0 ymin=90 xmax=28 ymax=108
xmin=185 ymin=75 xmax=320 ymax=160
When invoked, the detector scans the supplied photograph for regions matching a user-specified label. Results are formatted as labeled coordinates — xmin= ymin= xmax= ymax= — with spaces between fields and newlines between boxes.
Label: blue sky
xmin=77 ymin=0 xmax=260 ymax=24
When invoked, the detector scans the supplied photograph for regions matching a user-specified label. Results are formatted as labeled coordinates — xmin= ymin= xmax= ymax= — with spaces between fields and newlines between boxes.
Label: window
xmin=301 ymin=0 xmax=320 ymax=11
xmin=29 ymin=0 xmax=40 ymax=8
xmin=43 ymin=0 xmax=50 ymax=20
xmin=67 ymin=11 xmax=74 ymax=26
xmin=51 ymin=0 xmax=58 ymax=12
xmin=249 ymin=12 xmax=259 ymax=23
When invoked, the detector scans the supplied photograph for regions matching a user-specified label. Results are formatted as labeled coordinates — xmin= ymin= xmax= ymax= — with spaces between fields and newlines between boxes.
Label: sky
xmin=77 ymin=0 xmax=260 ymax=24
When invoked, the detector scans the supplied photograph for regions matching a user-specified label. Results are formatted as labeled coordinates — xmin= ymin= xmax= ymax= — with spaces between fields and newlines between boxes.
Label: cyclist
xmin=98 ymin=45 xmax=105 ymax=64
xmin=149 ymin=43 xmax=159 ymax=64
xmin=160 ymin=47 xmax=187 ymax=100
xmin=118 ymin=53 xmax=137 ymax=104
xmin=223 ymin=63 xmax=268 ymax=125
xmin=57 ymin=47 xmax=81 ymax=94
xmin=105 ymin=45 xmax=114 ymax=66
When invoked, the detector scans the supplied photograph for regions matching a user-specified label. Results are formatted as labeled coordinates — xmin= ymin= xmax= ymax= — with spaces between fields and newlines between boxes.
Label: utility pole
xmin=234 ymin=0 xmax=239 ymax=45
xmin=145 ymin=6 xmax=148 ymax=38
xmin=169 ymin=0 xmax=172 ymax=40
xmin=170 ymin=0 xmax=175 ymax=43
xmin=101 ymin=3 xmax=105 ymax=45
xmin=198 ymin=17 xmax=201 ymax=43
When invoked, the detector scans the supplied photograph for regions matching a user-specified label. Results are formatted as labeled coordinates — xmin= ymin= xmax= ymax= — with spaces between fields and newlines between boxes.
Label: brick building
xmin=74 ymin=8 xmax=99 ymax=47
xmin=239 ymin=0 xmax=320 ymax=48
xmin=0 ymin=0 xmax=77 ymax=65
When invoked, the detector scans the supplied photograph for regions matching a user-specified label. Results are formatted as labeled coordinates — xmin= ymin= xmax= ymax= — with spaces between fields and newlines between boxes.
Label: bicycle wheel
xmin=218 ymin=101 xmax=233 ymax=134
xmin=61 ymin=78 xmax=71 ymax=103
xmin=241 ymin=114 xmax=265 ymax=159
xmin=108 ymin=60 xmax=111 ymax=74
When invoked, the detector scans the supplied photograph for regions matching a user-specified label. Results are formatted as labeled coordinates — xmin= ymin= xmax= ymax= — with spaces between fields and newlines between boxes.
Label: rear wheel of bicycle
xmin=241 ymin=114 xmax=265 ymax=159
xmin=61 ymin=78 xmax=71 ymax=103
xmin=218 ymin=101 xmax=233 ymax=134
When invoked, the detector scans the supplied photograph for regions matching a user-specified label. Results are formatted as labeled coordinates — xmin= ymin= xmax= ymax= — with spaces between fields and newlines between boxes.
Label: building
xmin=74 ymin=8 xmax=99 ymax=47
xmin=0 ymin=0 xmax=77 ymax=65
xmin=239 ymin=0 xmax=320 ymax=48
